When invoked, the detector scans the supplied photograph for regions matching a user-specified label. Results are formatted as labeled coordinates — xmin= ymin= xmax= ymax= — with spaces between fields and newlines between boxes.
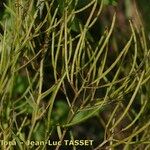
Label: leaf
xmin=103 ymin=0 xmax=117 ymax=6
xmin=62 ymin=105 xmax=104 ymax=127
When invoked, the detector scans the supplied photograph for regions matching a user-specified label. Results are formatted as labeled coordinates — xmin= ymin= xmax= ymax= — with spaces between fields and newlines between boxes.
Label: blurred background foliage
xmin=0 ymin=0 xmax=150 ymax=149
